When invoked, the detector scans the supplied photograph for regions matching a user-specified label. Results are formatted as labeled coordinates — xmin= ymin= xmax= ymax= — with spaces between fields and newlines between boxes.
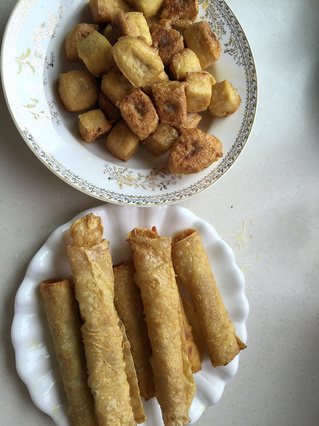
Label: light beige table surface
xmin=1 ymin=0 xmax=318 ymax=425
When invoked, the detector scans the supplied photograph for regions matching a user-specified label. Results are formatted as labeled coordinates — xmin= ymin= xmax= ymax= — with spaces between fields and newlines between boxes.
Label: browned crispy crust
xmin=168 ymin=128 xmax=223 ymax=174
xmin=119 ymin=88 xmax=159 ymax=140
xmin=161 ymin=0 xmax=199 ymax=28
xmin=151 ymin=27 xmax=184 ymax=67
xmin=151 ymin=81 xmax=188 ymax=128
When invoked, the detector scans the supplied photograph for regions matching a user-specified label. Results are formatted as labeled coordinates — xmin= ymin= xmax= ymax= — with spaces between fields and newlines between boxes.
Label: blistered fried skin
xmin=181 ymin=297 xmax=205 ymax=363
xmin=40 ymin=278 xmax=98 ymax=426
xmin=126 ymin=227 xmax=196 ymax=426
xmin=173 ymin=112 xmax=202 ymax=133
xmin=119 ymin=88 xmax=159 ymax=140
xmin=184 ymin=20 xmax=222 ymax=69
xmin=151 ymin=27 xmax=184 ymax=67
xmin=113 ymin=11 xmax=152 ymax=44
xmin=172 ymin=229 xmax=247 ymax=367
xmin=209 ymin=80 xmax=241 ymax=118
xmin=168 ymin=128 xmax=223 ymax=175
xmin=67 ymin=214 xmax=138 ymax=425
xmin=151 ymin=81 xmax=188 ymax=128
xmin=113 ymin=36 xmax=165 ymax=88
xmin=89 ymin=0 xmax=130 ymax=23
xmin=65 ymin=23 xmax=99 ymax=61
xmin=161 ymin=0 xmax=199 ymax=28
xmin=113 ymin=261 xmax=155 ymax=400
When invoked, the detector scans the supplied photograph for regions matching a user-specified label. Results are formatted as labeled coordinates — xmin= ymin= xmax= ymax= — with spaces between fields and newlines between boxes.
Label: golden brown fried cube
xmin=113 ymin=36 xmax=165 ymax=88
xmin=209 ymin=80 xmax=241 ymax=117
xmin=142 ymin=123 xmax=179 ymax=156
xmin=103 ymin=23 xmax=118 ymax=45
xmin=184 ymin=20 xmax=222 ymax=69
xmin=106 ymin=119 xmax=140 ymax=161
xmin=119 ymin=88 xmax=159 ymax=140
xmin=185 ymin=71 xmax=212 ymax=112
xmin=161 ymin=0 xmax=198 ymax=28
xmin=112 ymin=11 xmax=152 ymax=44
xmin=151 ymin=27 xmax=184 ymax=67
xmin=78 ymin=109 xmax=112 ymax=142
xmin=101 ymin=67 xmax=135 ymax=105
xmin=168 ymin=128 xmax=223 ymax=174
xmin=98 ymin=91 xmax=122 ymax=122
xmin=89 ymin=0 xmax=130 ymax=23
xmin=152 ymin=81 xmax=188 ymax=127
xmin=126 ymin=0 xmax=164 ymax=20
xmin=77 ymin=31 xmax=113 ymax=77
xmin=169 ymin=48 xmax=202 ymax=81
xmin=57 ymin=70 xmax=99 ymax=112
xmin=65 ymin=23 xmax=99 ymax=61
xmin=174 ymin=112 xmax=202 ymax=133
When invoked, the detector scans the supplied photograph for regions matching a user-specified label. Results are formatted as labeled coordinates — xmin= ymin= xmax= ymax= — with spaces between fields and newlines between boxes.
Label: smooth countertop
xmin=1 ymin=0 xmax=319 ymax=425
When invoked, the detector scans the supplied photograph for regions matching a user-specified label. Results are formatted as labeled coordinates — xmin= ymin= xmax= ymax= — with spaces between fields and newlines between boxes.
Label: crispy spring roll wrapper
xmin=40 ymin=278 xmax=97 ymax=426
xmin=67 ymin=213 xmax=138 ymax=426
xmin=179 ymin=295 xmax=202 ymax=374
xmin=119 ymin=321 xmax=147 ymax=424
xmin=181 ymin=297 xmax=205 ymax=363
xmin=172 ymin=229 xmax=246 ymax=367
xmin=126 ymin=227 xmax=196 ymax=426
xmin=113 ymin=261 xmax=155 ymax=400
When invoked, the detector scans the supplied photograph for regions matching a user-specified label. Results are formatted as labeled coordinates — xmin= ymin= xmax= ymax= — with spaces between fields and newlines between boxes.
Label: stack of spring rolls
xmin=40 ymin=213 xmax=246 ymax=426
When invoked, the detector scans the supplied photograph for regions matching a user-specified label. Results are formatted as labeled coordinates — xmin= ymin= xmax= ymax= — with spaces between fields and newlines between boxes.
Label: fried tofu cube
xmin=57 ymin=70 xmax=99 ymax=112
xmin=98 ymin=91 xmax=122 ymax=121
xmin=119 ymin=88 xmax=159 ymax=140
xmin=174 ymin=112 xmax=202 ymax=133
xmin=151 ymin=27 xmax=184 ymax=67
xmin=77 ymin=31 xmax=113 ymax=77
xmin=112 ymin=11 xmax=152 ymax=44
xmin=113 ymin=36 xmax=165 ymax=88
xmin=169 ymin=48 xmax=202 ymax=81
xmin=209 ymin=80 xmax=241 ymax=117
xmin=184 ymin=20 xmax=222 ymax=69
xmin=161 ymin=0 xmax=198 ymax=28
xmin=185 ymin=71 xmax=212 ymax=112
xmin=101 ymin=67 xmax=135 ymax=105
xmin=168 ymin=128 xmax=223 ymax=174
xmin=151 ymin=81 xmax=188 ymax=127
xmin=78 ymin=109 xmax=112 ymax=142
xmin=106 ymin=119 xmax=140 ymax=161
xmin=126 ymin=0 xmax=164 ymax=20
xmin=142 ymin=123 xmax=179 ymax=156
xmin=89 ymin=0 xmax=130 ymax=23
xmin=65 ymin=23 xmax=99 ymax=61
xmin=103 ymin=23 xmax=118 ymax=45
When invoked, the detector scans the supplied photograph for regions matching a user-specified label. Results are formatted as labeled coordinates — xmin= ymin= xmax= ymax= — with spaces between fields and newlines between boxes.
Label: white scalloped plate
xmin=11 ymin=204 xmax=249 ymax=425
xmin=1 ymin=0 xmax=257 ymax=205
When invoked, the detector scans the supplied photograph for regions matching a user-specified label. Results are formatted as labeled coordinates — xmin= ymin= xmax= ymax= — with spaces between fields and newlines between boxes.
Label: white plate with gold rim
xmin=1 ymin=0 xmax=257 ymax=206
xmin=11 ymin=204 xmax=249 ymax=425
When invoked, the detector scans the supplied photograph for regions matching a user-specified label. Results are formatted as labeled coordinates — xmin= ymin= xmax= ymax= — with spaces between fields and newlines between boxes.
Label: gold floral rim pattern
xmin=3 ymin=0 xmax=257 ymax=205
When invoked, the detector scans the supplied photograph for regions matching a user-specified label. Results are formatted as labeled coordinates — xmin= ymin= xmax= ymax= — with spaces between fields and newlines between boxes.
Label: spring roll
xmin=119 ymin=321 xmax=147 ymax=424
xmin=179 ymin=295 xmax=202 ymax=374
xmin=126 ymin=227 xmax=196 ymax=426
xmin=172 ymin=229 xmax=246 ymax=367
xmin=40 ymin=278 xmax=97 ymax=426
xmin=67 ymin=213 xmax=138 ymax=425
xmin=181 ymin=296 xmax=205 ymax=364
xmin=113 ymin=261 xmax=155 ymax=400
